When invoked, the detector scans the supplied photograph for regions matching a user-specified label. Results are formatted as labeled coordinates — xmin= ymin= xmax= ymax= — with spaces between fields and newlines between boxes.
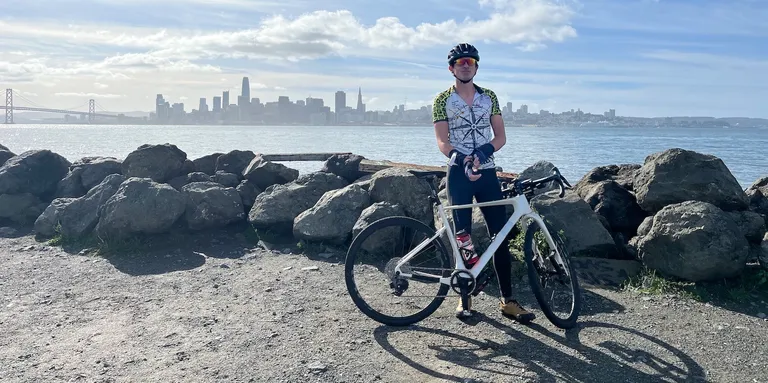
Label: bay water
xmin=2 ymin=124 xmax=766 ymax=189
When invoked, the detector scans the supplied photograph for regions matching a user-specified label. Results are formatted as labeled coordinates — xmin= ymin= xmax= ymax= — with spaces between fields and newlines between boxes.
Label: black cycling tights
xmin=446 ymin=165 xmax=515 ymax=299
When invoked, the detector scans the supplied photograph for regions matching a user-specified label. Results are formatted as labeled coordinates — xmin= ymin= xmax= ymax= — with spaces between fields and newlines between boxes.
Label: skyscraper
xmin=241 ymin=77 xmax=250 ymax=101
xmin=222 ymin=91 xmax=229 ymax=110
xmin=356 ymin=87 xmax=365 ymax=114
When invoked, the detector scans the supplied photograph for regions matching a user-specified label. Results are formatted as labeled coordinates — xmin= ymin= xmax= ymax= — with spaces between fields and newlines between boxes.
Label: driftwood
xmin=261 ymin=153 xmax=350 ymax=161
xmin=359 ymin=159 xmax=519 ymax=180
xmin=260 ymin=152 xmax=519 ymax=181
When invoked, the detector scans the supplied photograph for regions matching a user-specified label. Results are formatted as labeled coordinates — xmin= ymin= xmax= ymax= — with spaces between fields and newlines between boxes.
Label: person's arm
xmin=432 ymin=93 xmax=455 ymax=157
xmin=488 ymin=90 xmax=506 ymax=151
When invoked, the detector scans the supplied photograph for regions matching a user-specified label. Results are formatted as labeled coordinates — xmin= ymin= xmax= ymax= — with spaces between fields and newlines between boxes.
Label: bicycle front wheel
xmin=523 ymin=220 xmax=582 ymax=329
xmin=345 ymin=216 xmax=453 ymax=326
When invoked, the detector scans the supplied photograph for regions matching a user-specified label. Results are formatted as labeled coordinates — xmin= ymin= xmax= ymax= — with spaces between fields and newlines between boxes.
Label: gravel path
xmin=1 ymin=228 xmax=766 ymax=383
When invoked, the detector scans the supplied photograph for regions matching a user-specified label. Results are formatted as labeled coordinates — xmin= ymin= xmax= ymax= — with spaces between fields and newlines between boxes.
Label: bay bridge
xmin=2 ymin=88 xmax=142 ymax=124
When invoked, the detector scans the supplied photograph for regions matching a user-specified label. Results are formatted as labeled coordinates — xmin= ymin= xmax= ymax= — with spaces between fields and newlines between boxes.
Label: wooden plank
xmin=261 ymin=152 xmax=351 ymax=161
xmin=359 ymin=159 xmax=518 ymax=180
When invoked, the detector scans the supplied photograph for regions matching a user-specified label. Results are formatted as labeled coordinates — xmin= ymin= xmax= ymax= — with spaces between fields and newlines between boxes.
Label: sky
xmin=1 ymin=0 xmax=767 ymax=118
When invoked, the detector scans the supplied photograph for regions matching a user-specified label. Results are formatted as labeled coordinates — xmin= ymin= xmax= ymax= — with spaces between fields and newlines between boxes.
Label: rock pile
xmin=0 ymin=142 xmax=766 ymax=283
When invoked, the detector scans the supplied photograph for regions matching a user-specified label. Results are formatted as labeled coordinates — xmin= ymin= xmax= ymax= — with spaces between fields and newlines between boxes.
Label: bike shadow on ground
xmin=479 ymin=276 xmax=628 ymax=317
xmin=373 ymin=314 xmax=706 ymax=383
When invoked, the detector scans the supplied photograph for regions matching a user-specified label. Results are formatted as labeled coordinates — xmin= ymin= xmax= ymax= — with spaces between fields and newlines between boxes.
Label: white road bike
xmin=344 ymin=167 xmax=582 ymax=329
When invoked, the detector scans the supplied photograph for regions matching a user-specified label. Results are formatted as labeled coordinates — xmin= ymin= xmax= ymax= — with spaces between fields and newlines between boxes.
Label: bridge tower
xmin=88 ymin=99 xmax=95 ymax=124
xmin=4 ymin=89 xmax=12 ymax=124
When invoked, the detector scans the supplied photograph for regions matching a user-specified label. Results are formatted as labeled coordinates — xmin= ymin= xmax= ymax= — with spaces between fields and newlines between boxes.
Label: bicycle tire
xmin=523 ymin=220 xmax=582 ymax=329
xmin=345 ymin=216 xmax=452 ymax=326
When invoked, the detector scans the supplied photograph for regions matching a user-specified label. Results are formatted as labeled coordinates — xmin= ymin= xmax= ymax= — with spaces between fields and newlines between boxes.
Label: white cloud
xmin=94 ymin=83 xmax=108 ymax=89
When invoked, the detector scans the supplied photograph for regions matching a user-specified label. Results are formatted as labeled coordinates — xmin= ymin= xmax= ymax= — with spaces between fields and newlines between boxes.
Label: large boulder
xmin=0 ymin=149 xmax=71 ymax=198
xmin=215 ymin=150 xmax=255 ymax=177
xmin=322 ymin=153 xmax=366 ymax=183
xmin=746 ymin=176 xmax=768 ymax=216
xmin=121 ymin=144 xmax=187 ymax=183
xmin=367 ymin=167 xmax=434 ymax=226
xmin=725 ymin=210 xmax=767 ymax=244
xmin=293 ymin=184 xmax=371 ymax=244
xmin=168 ymin=172 xmax=213 ymax=191
xmin=518 ymin=160 xmax=559 ymax=195
xmin=0 ymin=193 xmax=48 ymax=225
xmin=71 ymin=156 xmax=123 ymax=190
xmin=95 ymin=178 xmax=187 ymax=239
xmin=192 ymin=153 xmax=223 ymax=175
xmin=34 ymin=198 xmax=78 ymax=237
xmin=0 ymin=150 xmax=15 ymax=167
xmin=633 ymin=148 xmax=749 ymax=213
xmin=759 ymin=233 xmax=768 ymax=270
xmin=181 ymin=181 xmax=245 ymax=230
xmin=242 ymin=156 xmax=299 ymax=190
xmin=34 ymin=174 xmax=126 ymax=238
xmin=630 ymin=201 xmax=750 ymax=282
xmin=575 ymin=164 xmax=640 ymax=194
xmin=248 ymin=172 xmax=349 ymax=233
xmin=579 ymin=180 xmax=647 ymax=238
xmin=530 ymin=191 xmax=621 ymax=259
xmin=351 ymin=202 xmax=407 ymax=256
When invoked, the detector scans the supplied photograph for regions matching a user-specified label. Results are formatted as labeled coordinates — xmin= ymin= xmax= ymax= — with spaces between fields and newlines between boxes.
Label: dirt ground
xmin=1 ymin=226 xmax=767 ymax=383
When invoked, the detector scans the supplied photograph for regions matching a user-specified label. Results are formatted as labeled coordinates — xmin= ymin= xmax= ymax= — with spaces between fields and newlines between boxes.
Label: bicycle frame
xmin=393 ymin=192 xmax=569 ymax=285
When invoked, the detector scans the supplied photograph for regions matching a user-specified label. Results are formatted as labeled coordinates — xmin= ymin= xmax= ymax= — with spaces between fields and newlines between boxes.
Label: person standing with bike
xmin=431 ymin=42 xmax=536 ymax=324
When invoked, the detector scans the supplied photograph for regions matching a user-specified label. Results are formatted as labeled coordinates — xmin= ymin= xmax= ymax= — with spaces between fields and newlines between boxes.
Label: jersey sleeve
xmin=487 ymin=89 xmax=502 ymax=116
xmin=432 ymin=92 xmax=449 ymax=123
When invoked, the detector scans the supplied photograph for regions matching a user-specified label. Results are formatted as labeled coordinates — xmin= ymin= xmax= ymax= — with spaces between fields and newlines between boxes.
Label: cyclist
xmin=431 ymin=42 xmax=536 ymax=324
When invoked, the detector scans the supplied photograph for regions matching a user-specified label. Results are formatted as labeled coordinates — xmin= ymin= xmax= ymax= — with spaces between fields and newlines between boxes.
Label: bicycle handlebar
xmin=501 ymin=166 xmax=573 ymax=198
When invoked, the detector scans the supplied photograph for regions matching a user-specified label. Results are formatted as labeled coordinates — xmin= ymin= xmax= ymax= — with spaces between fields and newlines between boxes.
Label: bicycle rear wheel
xmin=345 ymin=216 xmax=453 ymax=326
xmin=523 ymin=220 xmax=582 ymax=329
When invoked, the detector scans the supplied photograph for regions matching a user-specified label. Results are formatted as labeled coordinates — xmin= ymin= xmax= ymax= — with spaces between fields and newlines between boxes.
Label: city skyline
xmin=1 ymin=0 xmax=767 ymax=119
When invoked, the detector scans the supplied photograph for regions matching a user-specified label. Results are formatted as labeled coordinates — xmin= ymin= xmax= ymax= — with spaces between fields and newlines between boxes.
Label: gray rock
xmin=0 ymin=149 xmax=71 ymax=197
xmin=518 ymin=160 xmax=559 ymax=195
xmin=214 ymin=171 xmax=240 ymax=188
xmin=71 ymin=156 xmax=122 ymax=190
xmin=293 ymin=184 xmax=371 ymax=244
xmin=192 ymin=152 xmax=223 ymax=175
xmin=746 ymin=176 xmax=768 ymax=216
xmin=215 ymin=150 xmax=255 ymax=176
xmin=575 ymin=164 xmax=640 ymax=194
xmin=631 ymin=201 xmax=750 ymax=282
xmin=34 ymin=198 xmax=78 ymax=237
xmin=633 ymin=148 xmax=749 ymax=213
xmin=95 ymin=177 xmax=186 ymax=239
xmin=0 ymin=193 xmax=47 ymax=225
xmin=368 ymin=167 xmax=433 ymax=227
xmin=759 ymin=233 xmax=768 ymax=271
xmin=168 ymin=172 xmax=213 ymax=191
xmin=54 ymin=167 xmax=87 ymax=198
xmin=181 ymin=181 xmax=245 ymax=230
xmin=530 ymin=190 xmax=621 ymax=259
xmin=248 ymin=172 xmax=348 ymax=233
xmin=321 ymin=153 xmax=366 ymax=183
xmin=580 ymin=180 xmax=647 ymax=237
xmin=52 ymin=174 xmax=126 ymax=239
xmin=235 ymin=179 xmax=261 ymax=208
xmin=351 ymin=202 xmax=406 ymax=256
xmin=243 ymin=156 xmax=299 ymax=190
xmin=726 ymin=210 xmax=766 ymax=244
xmin=0 ymin=150 xmax=15 ymax=167
xmin=121 ymin=144 xmax=187 ymax=183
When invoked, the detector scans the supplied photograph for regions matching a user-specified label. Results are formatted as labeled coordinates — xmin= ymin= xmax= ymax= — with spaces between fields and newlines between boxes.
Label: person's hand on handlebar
xmin=464 ymin=155 xmax=481 ymax=181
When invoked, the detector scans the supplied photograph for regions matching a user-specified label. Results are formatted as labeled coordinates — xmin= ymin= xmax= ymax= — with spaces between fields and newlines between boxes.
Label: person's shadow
xmin=373 ymin=314 xmax=706 ymax=382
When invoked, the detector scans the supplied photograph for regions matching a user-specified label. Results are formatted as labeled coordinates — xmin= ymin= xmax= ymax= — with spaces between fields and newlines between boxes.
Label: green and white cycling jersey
xmin=432 ymin=84 xmax=502 ymax=170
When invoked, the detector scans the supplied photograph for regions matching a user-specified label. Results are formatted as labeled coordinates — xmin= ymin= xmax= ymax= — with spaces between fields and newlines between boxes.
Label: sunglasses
xmin=453 ymin=57 xmax=477 ymax=66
